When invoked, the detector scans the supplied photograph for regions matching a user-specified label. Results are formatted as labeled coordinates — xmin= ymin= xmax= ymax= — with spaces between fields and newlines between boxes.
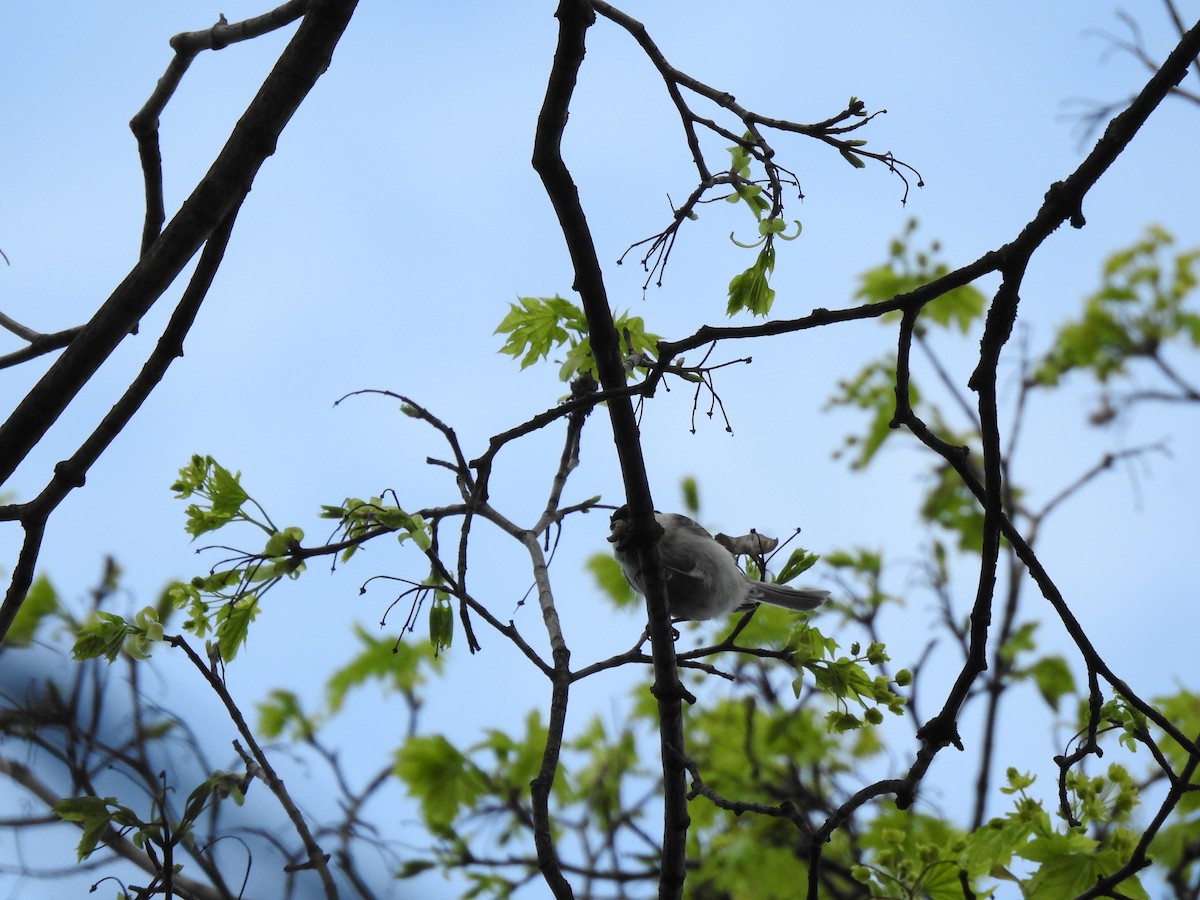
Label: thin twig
xmin=166 ymin=634 xmax=337 ymax=898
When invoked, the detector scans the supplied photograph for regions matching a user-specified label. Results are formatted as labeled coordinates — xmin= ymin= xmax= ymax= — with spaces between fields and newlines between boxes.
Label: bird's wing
xmin=657 ymin=514 xmax=717 ymax=589
xmin=660 ymin=553 xmax=713 ymax=589
xmin=659 ymin=513 xmax=716 ymax=540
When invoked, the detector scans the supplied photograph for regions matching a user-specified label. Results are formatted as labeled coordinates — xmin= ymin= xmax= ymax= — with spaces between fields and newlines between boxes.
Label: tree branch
xmin=130 ymin=0 xmax=311 ymax=254
xmin=0 ymin=209 xmax=237 ymax=643
xmin=0 ymin=0 xmax=359 ymax=491
xmin=532 ymin=3 xmax=689 ymax=897
xmin=166 ymin=634 xmax=338 ymax=898
xmin=0 ymin=314 xmax=83 ymax=369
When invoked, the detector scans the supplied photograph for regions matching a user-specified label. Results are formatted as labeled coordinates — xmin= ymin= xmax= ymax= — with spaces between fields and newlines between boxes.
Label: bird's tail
xmin=747 ymin=582 xmax=829 ymax=612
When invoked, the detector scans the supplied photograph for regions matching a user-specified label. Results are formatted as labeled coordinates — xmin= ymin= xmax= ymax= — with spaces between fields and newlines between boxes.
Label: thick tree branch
xmin=0 ymin=209 xmax=238 ymax=644
xmin=801 ymin=17 xmax=1200 ymax=888
xmin=0 ymin=0 xmax=360 ymax=652
xmin=532 ymin=3 xmax=689 ymax=897
xmin=0 ymin=0 xmax=358 ymax=490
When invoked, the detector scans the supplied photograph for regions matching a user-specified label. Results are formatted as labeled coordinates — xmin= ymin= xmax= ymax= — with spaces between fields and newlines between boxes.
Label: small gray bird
xmin=608 ymin=506 xmax=829 ymax=620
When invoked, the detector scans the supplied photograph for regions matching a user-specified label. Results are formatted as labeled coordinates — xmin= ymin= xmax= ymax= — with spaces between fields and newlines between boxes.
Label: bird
xmin=608 ymin=506 xmax=829 ymax=620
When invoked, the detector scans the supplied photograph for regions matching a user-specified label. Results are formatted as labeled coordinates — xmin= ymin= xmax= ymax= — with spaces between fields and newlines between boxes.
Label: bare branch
xmin=166 ymin=634 xmax=338 ymax=898
xmin=0 ymin=0 xmax=359 ymax=492
xmin=0 ymin=312 xmax=83 ymax=369
xmin=533 ymin=3 xmax=692 ymax=898
xmin=596 ymin=0 xmax=920 ymax=287
xmin=0 ymin=209 xmax=239 ymax=643
xmin=129 ymin=0 xmax=311 ymax=253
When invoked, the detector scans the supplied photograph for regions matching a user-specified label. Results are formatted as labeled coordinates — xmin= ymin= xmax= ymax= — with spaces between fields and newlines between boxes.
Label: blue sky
xmin=3 ymin=2 xmax=1200 ymax=896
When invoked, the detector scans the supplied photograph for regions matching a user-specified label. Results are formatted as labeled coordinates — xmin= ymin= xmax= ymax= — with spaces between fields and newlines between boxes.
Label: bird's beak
xmin=607 ymin=518 xmax=628 ymax=545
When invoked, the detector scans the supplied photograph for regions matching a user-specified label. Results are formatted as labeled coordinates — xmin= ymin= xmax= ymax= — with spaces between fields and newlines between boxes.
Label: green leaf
xmin=963 ymin=813 xmax=1039 ymax=881
xmin=1033 ymin=227 xmax=1200 ymax=391
xmin=856 ymin=262 xmax=911 ymax=305
xmin=170 ymin=453 xmax=210 ymax=498
xmin=788 ymin=622 xmax=838 ymax=668
xmin=7 ymin=574 xmax=59 ymax=646
xmin=1025 ymin=655 xmax=1075 ymax=711
xmin=825 ymin=358 xmax=924 ymax=470
xmin=263 ymin=526 xmax=304 ymax=557
xmin=208 ymin=461 xmax=249 ymax=516
xmin=72 ymin=611 xmax=133 ymax=662
xmin=174 ymin=455 xmax=253 ymax=538
xmin=326 ymin=625 xmax=437 ymax=712
xmin=727 ymin=182 xmax=770 ymax=222
xmin=810 ymin=657 xmax=875 ymax=705
xmin=726 ymin=139 xmax=752 ymax=179
xmin=394 ymin=735 xmax=488 ymax=835
xmin=179 ymin=772 xmax=247 ymax=831
xmin=924 ymin=284 xmax=986 ymax=333
xmin=920 ymin=461 xmax=987 ymax=553
xmin=214 ymin=597 xmax=259 ymax=661
xmin=478 ymin=711 xmax=550 ymax=803
xmin=839 ymin=147 xmax=867 ymax=168
xmin=53 ymin=796 xmax=130 ymax=861
xmin=430 ymin=596 xmax=453 ymax=653
xmin=727 ymin=242 xmax=776 ymax=317
xmin=587 ymin=553 xmax=636 ymax=608
xmin=494 ymin=295 xmax=658 ymax=381
xmin=775 ymin=547 xmax=819 ymax=585
xmin=495 ymin=295 xmax=584 ymax=369
xmin=998 ymin=621 xmax=1038 ymax=663
xmin=826 ymin=709 xmax=862 ymax=732
xmin=1000 ymin=768 xmax=1037 ymax=794
xmin=257 ymin=689 xmax=316 ymax=740
xmin=1020 ymin=845 xmax=1102 ymax=898
xmin=398 ymin=859 xmax=439 ymax=879
xmin=680 ymin=476 xmax=700 ymax=515
xmin=854 ymin=220 xmax=986 ymax=335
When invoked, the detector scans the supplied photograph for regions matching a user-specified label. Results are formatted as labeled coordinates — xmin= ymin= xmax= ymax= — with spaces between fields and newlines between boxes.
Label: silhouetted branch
xmin=167 ymin=634 xmax=337 ymax=898
xmin=533 ymin=3 xmax=690 ymax=897
xmin=0 ymin=313 xmax=83 ymax=369
xmin=0 ymin=0 xmax=361 ymax=645
xmin=129 ymin=0 xmax=310 ymax=254
xmin=596 ymin=0 xmax=920 ymax=288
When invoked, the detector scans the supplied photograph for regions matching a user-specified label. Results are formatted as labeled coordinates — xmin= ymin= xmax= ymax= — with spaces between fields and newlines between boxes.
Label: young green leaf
xmin=394 ymin=735 xmax=488 ymax=835
xmin=430 ymin=596 xmax=453 ymax=654
xmin=586 ymin=553 xmax=636 ymax=608
xmin=495 ymin=295 xmax=585 ymax=370
xmin=775 ymin=547 xmax=820 ymax=585
xmin=1025 ymin=655 xmax=1076 ymax=712
xmin=494 ymin=295 xmax=659 ymax=381
xmin=258 ymin=689 xmax=316 ymax=740
xmin=326 ymin=624 xmax=438 ymax=712
xmin=840 ymin=147 xmax=866 ymax=168
xmin=727 ymin=242 xmax=776 ymax=316
xmin=72 ymin=611 xmax=134 ymax=662
xmin=214 ymin=597 xmax=259 ymax=662
xmin=7 ymin=574 xmax=58 ymax=646
xmin=53 ymin=796 xmax=134 ymax=861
